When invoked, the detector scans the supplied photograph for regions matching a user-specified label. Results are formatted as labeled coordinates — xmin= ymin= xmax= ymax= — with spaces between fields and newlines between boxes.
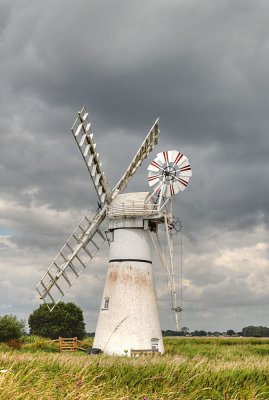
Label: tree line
xmin=162 ymin=326 xmax=269 ymax=337
xmin=1 ymin=303 xmax=269 ymax=342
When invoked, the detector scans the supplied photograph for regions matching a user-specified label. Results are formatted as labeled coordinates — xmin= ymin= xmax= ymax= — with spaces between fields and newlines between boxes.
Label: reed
xmin=0 ymin=337 xmax=268 ymax=399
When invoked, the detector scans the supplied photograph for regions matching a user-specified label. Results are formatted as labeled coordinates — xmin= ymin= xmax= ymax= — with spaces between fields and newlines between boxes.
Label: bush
xmin=0 ymin=315 xmax=25 ymax=342
xmin=7 ymin=339 xmax=23 ymax=349
xmin=22 ymin=336 xmax=58 ymax=352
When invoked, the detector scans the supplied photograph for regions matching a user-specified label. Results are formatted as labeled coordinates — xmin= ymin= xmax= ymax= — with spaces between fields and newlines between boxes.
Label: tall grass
xmin=164 ymin=337 xmax=269 ymax=360
xmin=0 ymin=337 xmax=269 ymax=399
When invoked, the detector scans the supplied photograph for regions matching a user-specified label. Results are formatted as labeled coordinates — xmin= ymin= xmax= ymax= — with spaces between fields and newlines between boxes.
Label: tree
xmin=162 ymin=330 xmax=185 ymax=336
xmin=28 ymin=302 xmax=86 ymax=340
xmin=242 ymin=326 xmax=269 ymax=337
xmin=227 ymin=329 xmax=235 ymax=336
xmin=191 ymin=330 xmax=207 ymax=337
xmin=0 ymin=315 xmax=25 ymax=342
xmin=181 ymin=327 xmax=190 ymax=335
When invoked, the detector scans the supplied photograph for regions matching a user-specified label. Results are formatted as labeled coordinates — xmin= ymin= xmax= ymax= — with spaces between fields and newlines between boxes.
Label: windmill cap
xmin=107 ymin=192 xmax=157 ymax=219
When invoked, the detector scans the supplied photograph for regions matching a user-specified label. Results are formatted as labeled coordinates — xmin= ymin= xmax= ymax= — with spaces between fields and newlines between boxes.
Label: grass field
xmin=0 ymin=337 xmax=269 ymax=399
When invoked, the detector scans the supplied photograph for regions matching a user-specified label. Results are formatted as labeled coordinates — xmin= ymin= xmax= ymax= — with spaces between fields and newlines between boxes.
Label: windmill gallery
xmin=36 ymin=107 xmax=192 ymax=355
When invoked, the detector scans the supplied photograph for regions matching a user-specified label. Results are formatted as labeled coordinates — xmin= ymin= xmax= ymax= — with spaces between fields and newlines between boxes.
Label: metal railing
xmin=107 ymin=200 xmax=159 ymax=218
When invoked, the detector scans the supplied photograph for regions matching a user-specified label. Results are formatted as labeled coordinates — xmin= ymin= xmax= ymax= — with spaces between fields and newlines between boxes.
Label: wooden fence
xmin=49 ymin=337 xmax=86 ymax=352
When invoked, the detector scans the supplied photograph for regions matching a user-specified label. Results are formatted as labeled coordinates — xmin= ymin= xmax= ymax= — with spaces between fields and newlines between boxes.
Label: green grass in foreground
xmin=0 ymin=337 xmax=269 ymax=399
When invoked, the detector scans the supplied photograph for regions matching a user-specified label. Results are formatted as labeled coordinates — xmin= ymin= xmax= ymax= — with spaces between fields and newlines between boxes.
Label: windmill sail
xmin=112 ymin=118 xmax=160 ymax=198
xmin=71 ymin=106 xmax=112 ymax=204
xmin=36 ymin=207 xmax=107 ymax=311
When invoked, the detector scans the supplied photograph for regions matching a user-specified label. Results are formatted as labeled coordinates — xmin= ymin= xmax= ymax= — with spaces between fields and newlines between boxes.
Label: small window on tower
xmin=103 ymin=297 xmax=110 ymax=309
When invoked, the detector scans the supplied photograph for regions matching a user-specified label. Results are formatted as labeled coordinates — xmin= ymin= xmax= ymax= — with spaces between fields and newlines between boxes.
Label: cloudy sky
xmin=1 ymin=0 xmax=269 ymax=333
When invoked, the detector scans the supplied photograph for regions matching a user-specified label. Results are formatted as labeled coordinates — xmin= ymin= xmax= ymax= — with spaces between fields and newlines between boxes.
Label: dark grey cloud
xmin=0 ymin=0 xmax=269 ymax=332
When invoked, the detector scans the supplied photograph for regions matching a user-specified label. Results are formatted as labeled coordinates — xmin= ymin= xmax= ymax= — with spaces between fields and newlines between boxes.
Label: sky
xmin=0 ymin=0 xmax=269 ymax=333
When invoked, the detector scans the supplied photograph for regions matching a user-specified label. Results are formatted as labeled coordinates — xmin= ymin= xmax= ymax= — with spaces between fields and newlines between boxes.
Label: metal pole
xmin=164 ymin=199 xmax=179 ymax=331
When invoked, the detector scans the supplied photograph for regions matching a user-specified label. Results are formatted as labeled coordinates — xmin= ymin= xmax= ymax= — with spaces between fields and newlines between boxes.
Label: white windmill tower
xmin=36 ymin=106 xmax=192 ymax=355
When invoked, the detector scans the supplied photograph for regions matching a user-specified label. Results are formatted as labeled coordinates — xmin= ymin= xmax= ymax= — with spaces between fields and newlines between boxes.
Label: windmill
xmin=36 ymin=106 xmax=192 ymax=355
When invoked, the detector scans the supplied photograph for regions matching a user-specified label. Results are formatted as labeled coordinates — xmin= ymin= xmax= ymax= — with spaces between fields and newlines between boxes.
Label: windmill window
xmin=103 ymin=297 xmax=110 ymax=309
